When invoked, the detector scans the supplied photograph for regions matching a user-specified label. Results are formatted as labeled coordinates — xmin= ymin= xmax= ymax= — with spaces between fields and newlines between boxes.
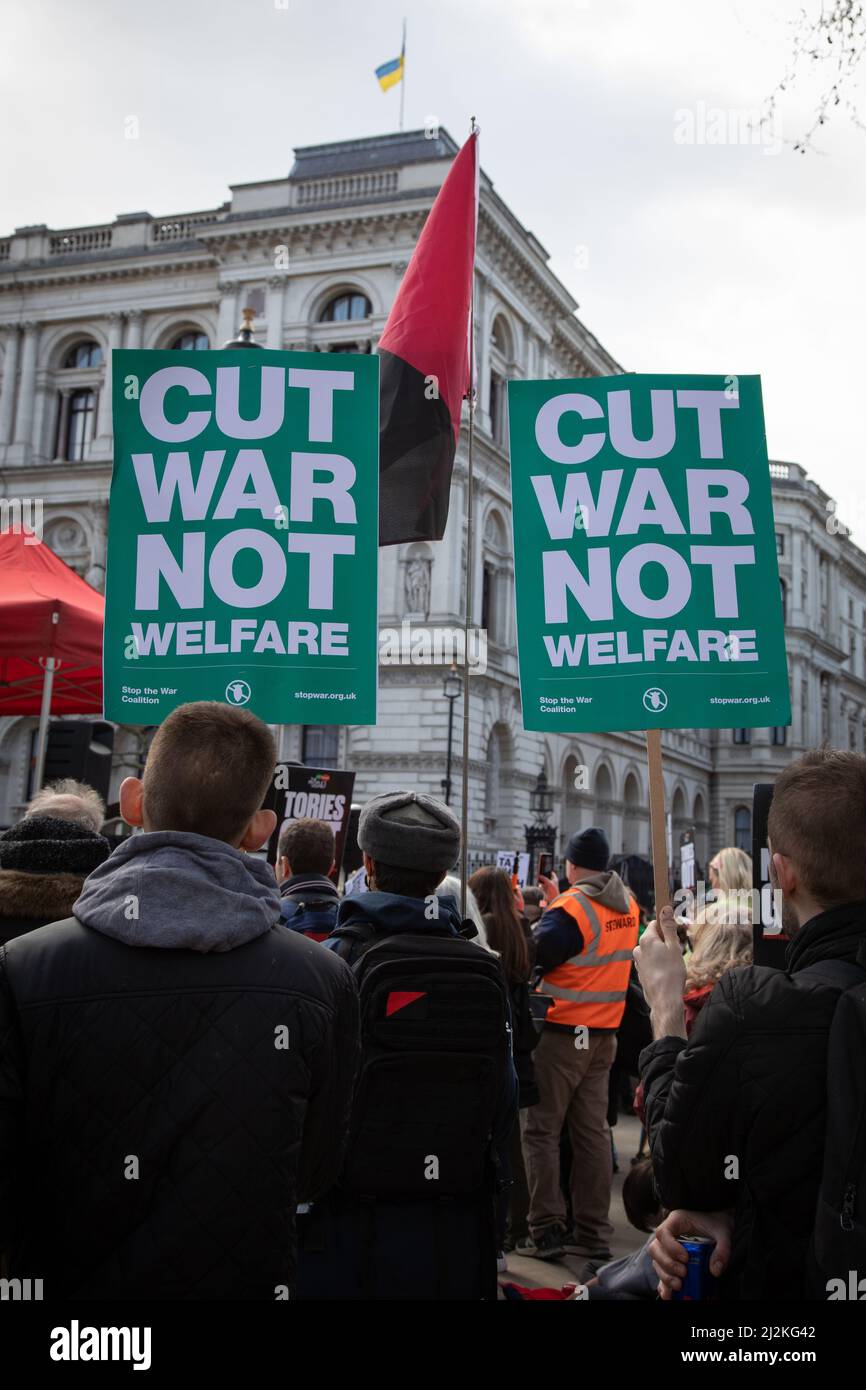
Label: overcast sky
xmin=3 ymin=0 xmax=864 ymax=542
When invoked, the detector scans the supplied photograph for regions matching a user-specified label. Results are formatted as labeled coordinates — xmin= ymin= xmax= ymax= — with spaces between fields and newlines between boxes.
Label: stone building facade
xmin=1 ymin=130 xmax=862 ymax=874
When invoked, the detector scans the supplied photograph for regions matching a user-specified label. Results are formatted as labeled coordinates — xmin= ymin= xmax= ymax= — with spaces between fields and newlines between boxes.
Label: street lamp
xmin=525 ymin=766 xmax=556 ymax=879
xmin=441 ymin=663 xmax=462 ymax=805
xmin=529 ymin=768 xmax=553 ymax=823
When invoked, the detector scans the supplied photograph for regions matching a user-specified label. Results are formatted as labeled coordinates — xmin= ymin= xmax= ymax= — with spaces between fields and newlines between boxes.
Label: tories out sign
xmin=104 ymin=349 xmax=379 ymax=725
xmin=507 ymin=374 xmax=790 ymax=733
xmin=264 ymin=764 xmax=356 ymax=879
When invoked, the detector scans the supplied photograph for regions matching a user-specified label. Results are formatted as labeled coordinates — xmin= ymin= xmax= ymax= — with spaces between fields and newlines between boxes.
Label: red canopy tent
xmin=0 ymin=527 xmax=104 ymax=788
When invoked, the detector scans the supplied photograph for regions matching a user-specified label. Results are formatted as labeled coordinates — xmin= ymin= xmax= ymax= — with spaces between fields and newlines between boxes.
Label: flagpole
xmin=399 ymin=18 xmax=406 ymax=131
xmin=459 ymin=118 xmax=478 ymax=918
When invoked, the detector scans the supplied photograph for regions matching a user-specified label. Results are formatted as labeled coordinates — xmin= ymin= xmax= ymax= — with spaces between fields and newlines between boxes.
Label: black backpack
xmin=801 ymin=951 xmax=866 ymax=1298
xmin=329 ymin=921 xmax=513 ymax=1200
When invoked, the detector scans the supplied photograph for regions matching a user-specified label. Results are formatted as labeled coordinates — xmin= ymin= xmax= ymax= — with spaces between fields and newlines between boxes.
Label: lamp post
xmin=222 ymin=306 xmax=261 ymax=350
xmin=441 ymin=663 xmax=462 ymax=805
xmin=525 ymin=766 xmax=556 ymax=880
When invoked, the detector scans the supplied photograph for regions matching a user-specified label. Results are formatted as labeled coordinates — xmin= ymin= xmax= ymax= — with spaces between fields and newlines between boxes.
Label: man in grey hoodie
xmin=0 ymin=701 xmax=359 ymax=1300
xmin=519 ymin=827 xmax=640 ymax=1275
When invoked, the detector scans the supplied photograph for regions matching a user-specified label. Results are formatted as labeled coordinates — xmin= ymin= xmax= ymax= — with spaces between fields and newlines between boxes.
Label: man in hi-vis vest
xmin=519 ymin=827 xmax=640 ymax=1274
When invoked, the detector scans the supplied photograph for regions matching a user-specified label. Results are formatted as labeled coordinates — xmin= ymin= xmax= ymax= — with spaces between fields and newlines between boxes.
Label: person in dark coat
xmin=0 ymin=701 xmax=359 ymax=1300
xmin=470 ymin=865 xmax=539 ymax=1254
xmin=0 ymin=811 xmax=110 ymax=947
xmin=296 ymin=790 xmax=517 ymax=1300
xmin=276 ymin=816 xmax=340 ymax=940
xmin=635 ymin=748 xmax=866 ymax=1300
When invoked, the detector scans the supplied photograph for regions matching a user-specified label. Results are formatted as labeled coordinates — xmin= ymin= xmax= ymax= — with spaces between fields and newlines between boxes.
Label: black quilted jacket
xmin=640 ymin=903 xmax=866 ymax=1300
xmin=0 ymin=900 xmax=359 ymax=1299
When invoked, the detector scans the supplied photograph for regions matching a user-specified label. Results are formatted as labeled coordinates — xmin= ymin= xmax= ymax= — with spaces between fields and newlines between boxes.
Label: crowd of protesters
xmin=0 ymin=699 xmax=863 ymax=1302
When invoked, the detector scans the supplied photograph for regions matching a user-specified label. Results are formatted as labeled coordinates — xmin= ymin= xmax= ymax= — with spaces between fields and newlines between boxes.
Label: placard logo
xmin=643 ymin=687 xmax=668 ymax=713
xmin=226 ymin=679 xmax=252 ymax=706
xmin=308 ymin=774 xmax=331 ymax=789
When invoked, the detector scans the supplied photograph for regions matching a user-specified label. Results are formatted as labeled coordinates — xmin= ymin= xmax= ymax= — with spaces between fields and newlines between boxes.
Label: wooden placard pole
xmin=645 ymin=727 xmax=670 ymax=919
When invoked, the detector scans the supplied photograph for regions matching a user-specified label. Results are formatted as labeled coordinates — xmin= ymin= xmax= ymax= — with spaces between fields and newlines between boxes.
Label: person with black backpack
xmin=295 ymin=790 xmax=518 ymax=1301
xmin=277 ymin=817 xmax=340 ymax=941
xmin=635 ymin=747 xmax=866 ymax=1300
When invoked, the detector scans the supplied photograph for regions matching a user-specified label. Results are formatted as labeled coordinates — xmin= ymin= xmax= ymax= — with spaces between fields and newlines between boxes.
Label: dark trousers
xmin=497 ymin=1113 xmax=531 ymax=1247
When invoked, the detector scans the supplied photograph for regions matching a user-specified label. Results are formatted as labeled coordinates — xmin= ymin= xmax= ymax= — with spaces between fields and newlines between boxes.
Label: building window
xmin=779 ymin=577 xmax=787 ymax=622
xmin=849 ymin=597 xmax=855 ymax=621
xmin=732 ymin=728 xmax=751 ymax=745
xmin=66 ymin=389 xmax=96 ymax=460
xmin=481 ymin=566 xmax=494 ymax=636
xmin=771 ymin=726 xmax=787 ymax=746
xmin=301 ymin=726 xmax=340 ymax=765
xmin=734 ymin=806 xmax=751 ymax=852
xmin=172 ymin=330 xmax=209 ymax=350
xmin=819 ymin=556 xmax=829 ymax=625
xmin=64 ymin=340 xmax=103 ymax=369
xmin=775 ymin=531 xmax=784 ymax=556
xmin=320 ymin=292 xmax=371 ymax=323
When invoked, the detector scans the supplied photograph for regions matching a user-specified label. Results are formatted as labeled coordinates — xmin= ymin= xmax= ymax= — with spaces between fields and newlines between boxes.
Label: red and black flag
xmin=378 ymin=131 xmax=479 ymax=546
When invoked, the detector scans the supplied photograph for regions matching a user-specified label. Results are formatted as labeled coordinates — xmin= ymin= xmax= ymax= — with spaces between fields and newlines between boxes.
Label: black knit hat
xmin=565 ymin=826 xmax=610 ymax=872
xmin=0 ymin=815 xmax=111 ymax=875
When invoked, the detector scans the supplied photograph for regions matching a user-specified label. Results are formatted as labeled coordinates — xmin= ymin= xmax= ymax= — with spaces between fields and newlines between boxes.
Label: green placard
xmin=507 ymin=374 xmax=790 ymax=733
xmin=104 ymin=349 xmax=379 ymax=725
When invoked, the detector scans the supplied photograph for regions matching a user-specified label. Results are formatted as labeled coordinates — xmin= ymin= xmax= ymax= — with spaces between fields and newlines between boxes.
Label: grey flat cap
xmin=358 ymin=790 xmax=460 ymax=874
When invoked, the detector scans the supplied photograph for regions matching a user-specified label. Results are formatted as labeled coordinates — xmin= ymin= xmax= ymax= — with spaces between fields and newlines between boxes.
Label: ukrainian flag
xmin=375 ymin=50 xmax=404 ymax=92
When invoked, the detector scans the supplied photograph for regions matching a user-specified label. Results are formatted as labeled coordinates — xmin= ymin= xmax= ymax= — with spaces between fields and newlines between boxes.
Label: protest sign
xmin=495 ymin=850 xmax=531 ymax=888
xmin=264 ymin=764 xmax=356 ymax=880
xmin=103 ymin=349 xmax=379 ymax=725
xmin=507 ymin=374 xmax=791 ymax=734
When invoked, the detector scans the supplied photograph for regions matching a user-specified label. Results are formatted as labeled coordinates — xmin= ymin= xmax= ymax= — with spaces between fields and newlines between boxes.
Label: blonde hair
xmin=709 ymin=846 xmax=752 ymax=892
xmin=26 ymin=779 xmax=105 ymax=835
xmin=436 ymin=875 xmax=492 ymax=952
xmin=686 ymin=892 xmax=753 ymax=992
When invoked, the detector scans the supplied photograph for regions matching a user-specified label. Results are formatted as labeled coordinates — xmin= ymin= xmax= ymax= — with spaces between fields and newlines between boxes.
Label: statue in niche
xmin=405 ymin=557 xmax=431 ymax=617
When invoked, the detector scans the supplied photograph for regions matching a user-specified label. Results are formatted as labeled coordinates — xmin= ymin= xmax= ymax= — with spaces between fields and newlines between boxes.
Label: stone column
xmin=32 ymin=368 xmax=50 ymax=460
xmin=791 ymin=661 xmax=803 ymax=747
xmin=827 ymin=553 xmax=840 ymax=650
xmin=125 ymin=309 xmax=144 ymax=349
xmin=474 ymin=272 xmax=491 ymax=432
xmin=12 ymin=322 xmax=39 ymax=447
xmin=217 ymin=282 xmax=239 ymax=345
xmin=446 ymin=481 xmax=465 ymax=622
xmin=85 ymin=502 xmax=108 ymax=590
xmin=266 ymin=277 xmax=285 ymax=349
xmin=0 ymin=325 xmax=20 ymax=444
xmin=95 ymin=313 xmax=125 ymax=440
xmin=791 ymin=528 xmax=803 ymax=625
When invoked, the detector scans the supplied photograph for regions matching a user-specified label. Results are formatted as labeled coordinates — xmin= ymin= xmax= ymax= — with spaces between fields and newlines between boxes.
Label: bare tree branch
xmin=760 ymin=1 xmax=866 ymax=151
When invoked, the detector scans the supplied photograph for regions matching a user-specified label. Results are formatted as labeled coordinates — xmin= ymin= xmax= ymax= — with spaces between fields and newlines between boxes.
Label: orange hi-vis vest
xmin=539 ymin=884 xmax=640 ymax=1030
